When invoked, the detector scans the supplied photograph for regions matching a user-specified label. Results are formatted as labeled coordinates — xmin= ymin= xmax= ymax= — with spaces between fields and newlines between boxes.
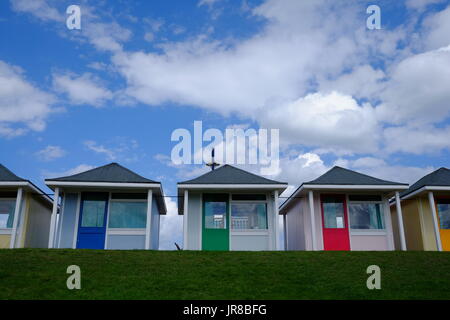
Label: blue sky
xmin=1 ymin=0 xmax=449 ymax=249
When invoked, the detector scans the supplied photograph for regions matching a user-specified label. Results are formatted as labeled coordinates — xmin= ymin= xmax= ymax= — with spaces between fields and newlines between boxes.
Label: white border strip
xmin=178 ymin=184 xmax=287 ymax=189
xmin=402 ymin=186 xmax=450 ymax=200
xmin=45 ymin=181 xmax=161 ymax=188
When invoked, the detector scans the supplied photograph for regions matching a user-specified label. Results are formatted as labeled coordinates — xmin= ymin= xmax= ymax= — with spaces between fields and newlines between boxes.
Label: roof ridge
xmin=112 ymin=162 xmax=158 ymax=183
xmin=221 ymin=164 xmax=285 ymax=183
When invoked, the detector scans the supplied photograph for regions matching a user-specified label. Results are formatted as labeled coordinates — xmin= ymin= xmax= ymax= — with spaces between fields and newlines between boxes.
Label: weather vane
xmin=206 ymin=148 xmax=220 ymax=171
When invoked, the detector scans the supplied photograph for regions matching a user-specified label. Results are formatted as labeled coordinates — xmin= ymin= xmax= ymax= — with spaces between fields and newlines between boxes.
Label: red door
xmin=321 ymin=195 xmax=350 ymax=251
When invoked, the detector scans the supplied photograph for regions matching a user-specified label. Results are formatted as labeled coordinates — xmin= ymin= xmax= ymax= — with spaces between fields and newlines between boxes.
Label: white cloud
xmin=0 ymin=60 xmax=56 ymax=136
xmin=84 ymin=138 xmax=142 ymax=162
xmin=43 ymin=164 xmax=95 ymax=179
xmin=383 ymin=125 xmax=450 ymax=154
xmin=345 ymin=156 xmax=435 ymax=184
xmin=260 ymin=92 xmax=380 ymax=154
xmin=198 ymin=0 xmax=221 ymax=8
xmin=10 ymin=0 xmax=63 ymax=22
xmin=423 ymin=5 xmax=450 ymax=50
xmin=53 ymin=72 xmax=113 ymax=107
xmin=84 ymin=140 xmax=117 ymax=160
xmin=35 ymin=145 xmax=66 ymax=161
xmin=159 ymin=197 xmax=183 ymax=250
xmin=406 ymin=0 xmax=446 ymax=10
xmin=377 ymin=46 xmax=450 ymax=125
xmin=10 ymin=1 xmax=132 ymax=52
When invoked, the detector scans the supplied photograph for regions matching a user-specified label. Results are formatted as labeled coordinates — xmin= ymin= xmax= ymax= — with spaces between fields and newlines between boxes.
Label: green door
xmin=202 ymin=194 xmax=229 ymax=251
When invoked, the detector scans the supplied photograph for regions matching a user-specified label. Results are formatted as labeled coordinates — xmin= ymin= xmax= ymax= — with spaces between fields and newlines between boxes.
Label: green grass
xmin=0 ymin=249 xmax=449 ymax=300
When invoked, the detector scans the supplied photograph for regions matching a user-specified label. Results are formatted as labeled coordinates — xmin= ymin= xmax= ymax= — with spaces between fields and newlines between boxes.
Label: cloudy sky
xmin=1 ymin=0 xmax=449 ymax=249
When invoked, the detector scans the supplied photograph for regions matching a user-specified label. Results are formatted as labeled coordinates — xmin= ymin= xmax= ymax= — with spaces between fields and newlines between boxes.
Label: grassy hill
xmin=0 ymin=249 xmax=449 ymax=300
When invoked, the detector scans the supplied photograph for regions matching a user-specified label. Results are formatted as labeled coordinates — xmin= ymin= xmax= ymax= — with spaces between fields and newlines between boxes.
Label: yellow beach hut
xmin=0 ymin=164 xmax=53 ymax=248
xmin=391 ymin=168 xmax=450 ymax=251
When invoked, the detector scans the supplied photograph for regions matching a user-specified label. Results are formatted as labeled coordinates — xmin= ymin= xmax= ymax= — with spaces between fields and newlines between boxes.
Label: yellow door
xmin=436 ymin=199 xmax=450 ymax=251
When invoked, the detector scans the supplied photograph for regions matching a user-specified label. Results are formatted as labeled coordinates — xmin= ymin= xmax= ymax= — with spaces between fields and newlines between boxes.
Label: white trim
xmin=428 ymin=191 xmax=443 ymax=251
xmin=0 ymin=229 xmax=12 ymax=235
xmin=350 ymin=231 xmax=387 ymax=236
xmin=229 ymin=193 xmax=232 ymax=250
xmin=48 ymin=187 xmax=59 ymax=248
xmin=0 ymin=182 xmax=52 ymax=205
xmin=382 ymin=196 xmax=395 ymax=250
xmin=183 ymin=190 xmax=188 ymax=250
xmin=72 ymin=193 xmax=81 ymax=249
xmin=145 ymin=189 xmax=153 ymax=250
xmin=395 ymin=191 xmax=407 ymax=251
xmin=45 ymin=181 xmax=161 ymax=189
xmin=0 ymin=182 xmax=28 ymax=187
xmin=280 ymin=185 xmax=408 ymax=212
xmin=402 ymin=186 xmax=450 ymax=200
xmin=178 ymin=184 xmax=287 ymax=190
xmin=104 ymin=192 xmax=112 ymax=250
xmin=107 ymin=229 xmax=146 ymax=235
xmin=9 ymin=188 xmax=23 ymax=249
xmin=199 ymin=193 xmax=203 ymax=250
xmin=302 ymin=184 xmax=408 ymax=190
xmin=16 ymin=193 xmax=27 ymax=248
xmin=57 ymin=193 xmax=67 ymax=249
xmin=308 ymin=191 xmax=317 ymax=251
xmin=231 ymin=231 xmax=269 ymax=236
xmin=283 ymin=214 xmax=288 ymax=250
xmin=273 ymin=190 xmax=280 ymax=250
xmin=345 ymin=194 xmax=352 ymax=251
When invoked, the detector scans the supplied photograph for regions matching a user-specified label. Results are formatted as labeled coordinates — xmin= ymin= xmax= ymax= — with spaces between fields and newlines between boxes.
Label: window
xmin=322 ymin=200 xmax=345 ymax=228
xmin=349 ymin=203 xmax=384 ymax=229
xmin=81 ymin=200 xmax=106 ymax=227
xmin=437 ymin=199 xmax=450 ymax=229
xmin=204 ymin=202 xmax=227 ymax=229
xmin=0 ymin=200 xmax=16 ymax=229
xmin=111 ymin=193 xmax=147 ymax=200
xmin=231 ymin=203 xmax=267 ymax=230
xmin=232 ymin=194 xmax=266 ymax=201
xmin=109 ymin=201 xmax=147 ymax=228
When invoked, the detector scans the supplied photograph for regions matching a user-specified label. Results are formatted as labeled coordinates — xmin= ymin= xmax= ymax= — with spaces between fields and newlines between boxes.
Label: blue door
xmin=76 ymin=193 xmax=108 ymax=249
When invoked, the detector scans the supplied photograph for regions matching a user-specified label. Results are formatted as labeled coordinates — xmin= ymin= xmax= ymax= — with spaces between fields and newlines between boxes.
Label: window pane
xmin=323 ymin=202 xmax=345 ymax=228
xmin=348 ymin=195 xmax=382 ymax=202
xmin=231 ymin=203 xmax=267 ymax=230
xmin=0 ymin=200 xmax=16 ymax=228
xmin=205 ymin=202 xmax=227 ymax=229
xmin=349 ymin=203 xmax=384 ymax=229
xmin=109 ymin=201 xmax=147 ymax=228
xmin=437 ymin=203 xmax=450 ymax=229
xmin=81 ymin=200 xmax=106 ymax=227
xmin=232 ymin=194 xmax=266 ymax=201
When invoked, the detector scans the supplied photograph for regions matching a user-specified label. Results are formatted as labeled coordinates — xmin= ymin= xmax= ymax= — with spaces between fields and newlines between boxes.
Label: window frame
xmin=230 ymin=194 xmax=269 ymax=232
xmin=107 ymin=197 xmax=148 ymax=231
xmin=0 ymin=198 xmax=16 ymax=232
xmin=436 ymin=197 xmax=450 ymax=230
xmin=347 ymin=197 xmax=386 ymax=232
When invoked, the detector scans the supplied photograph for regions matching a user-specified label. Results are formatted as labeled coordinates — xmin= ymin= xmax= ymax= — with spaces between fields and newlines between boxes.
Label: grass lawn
xmin=0 ymin=249 xmax=449 ymax=300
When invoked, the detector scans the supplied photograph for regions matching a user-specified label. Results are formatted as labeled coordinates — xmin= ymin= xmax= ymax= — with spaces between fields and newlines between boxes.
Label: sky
xmin=0 ymin=0 xmax=449 ymax=249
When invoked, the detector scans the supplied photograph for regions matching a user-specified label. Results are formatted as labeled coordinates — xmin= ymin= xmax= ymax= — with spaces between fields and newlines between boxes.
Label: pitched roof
xmin=401 ymin=167 xmax=450 ymax=198
xmin=178 ymin=164 xmax=287 ymax=185
xmin=0 ymin=164 xmax=26 ymax=182
xmin=303 ymin=166 xmax=407 ymax=186
xmin=45 ymin=163 xmax=159 ymax=184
